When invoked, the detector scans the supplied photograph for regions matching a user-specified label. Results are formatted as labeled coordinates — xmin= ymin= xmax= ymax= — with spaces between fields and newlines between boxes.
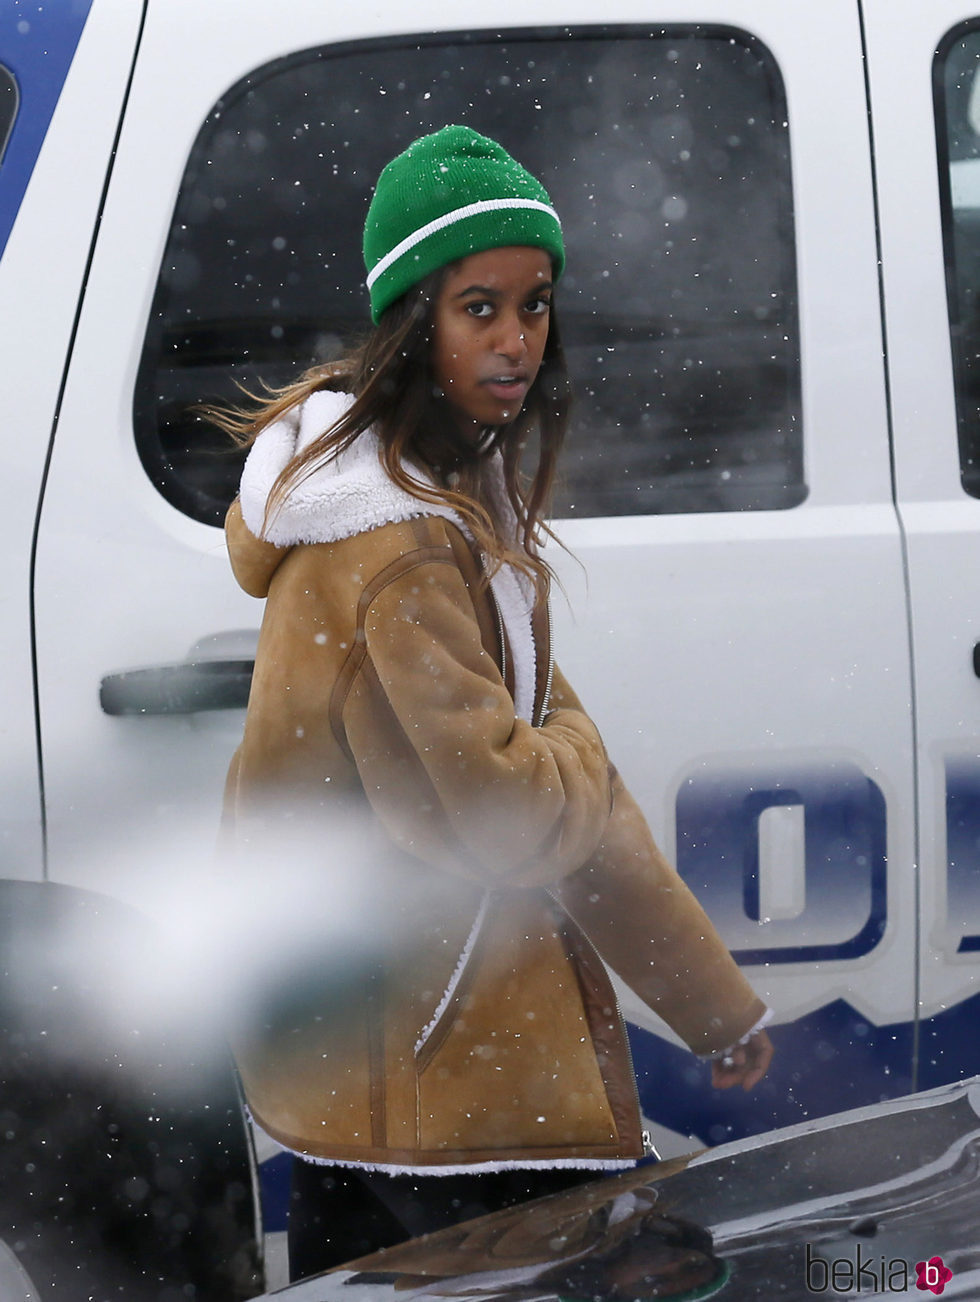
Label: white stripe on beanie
xmin=366 ymin=197 xmax=561 ymax=290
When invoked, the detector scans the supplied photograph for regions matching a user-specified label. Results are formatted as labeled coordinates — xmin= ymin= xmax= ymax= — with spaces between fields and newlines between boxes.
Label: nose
xmin=494 ymin=311 xmax=527 ymax=362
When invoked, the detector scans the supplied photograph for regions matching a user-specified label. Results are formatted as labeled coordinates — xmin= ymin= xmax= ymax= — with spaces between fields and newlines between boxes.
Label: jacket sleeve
xmin=340 ymin=552 xmax=613 ymax=889
xmin=548 ymin=666 xmax=768 ymax=1056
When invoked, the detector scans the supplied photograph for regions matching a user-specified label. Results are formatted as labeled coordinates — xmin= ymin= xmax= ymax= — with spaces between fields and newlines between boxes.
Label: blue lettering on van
xmin=0 ymin=0 xmax=94 ymax=260
xmin=675 ymin=762 xmax=887 ymax=964
xmin=945 ymin=757 xmax=980 ymax=953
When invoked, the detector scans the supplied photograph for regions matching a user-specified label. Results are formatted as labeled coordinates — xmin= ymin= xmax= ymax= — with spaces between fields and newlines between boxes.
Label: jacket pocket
xmin=415 ymin=895 xmax=489 ymax=1073
xmin=415 ymin=893 xmax=621 ymax=1155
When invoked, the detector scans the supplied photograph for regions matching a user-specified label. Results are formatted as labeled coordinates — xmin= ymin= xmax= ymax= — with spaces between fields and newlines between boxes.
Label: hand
xmin=710 ymin=1028 xmax=773 ymax=1091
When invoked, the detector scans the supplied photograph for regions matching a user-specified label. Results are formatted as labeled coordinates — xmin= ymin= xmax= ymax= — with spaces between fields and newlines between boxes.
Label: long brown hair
xmin=207 ymin=268 xmax=571 ymax=595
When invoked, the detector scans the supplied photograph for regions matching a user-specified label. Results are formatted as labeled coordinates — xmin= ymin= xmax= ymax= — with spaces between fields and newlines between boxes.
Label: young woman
xmin=217 ymin=125 xmax=773 ymax=1279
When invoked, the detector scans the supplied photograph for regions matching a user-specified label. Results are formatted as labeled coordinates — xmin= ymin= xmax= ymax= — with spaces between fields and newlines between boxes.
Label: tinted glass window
xmin=0 ymin=65 xmax=17 ymax=166
xmin=937 ymin=23 xmax=980 ymax=496
xmin=136 ymin=28 xmax=803 ymax=525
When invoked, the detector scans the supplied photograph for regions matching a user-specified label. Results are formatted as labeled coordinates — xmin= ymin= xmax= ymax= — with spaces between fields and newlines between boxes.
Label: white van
xmin=3 ymin=0 xmax=980 ymax=1291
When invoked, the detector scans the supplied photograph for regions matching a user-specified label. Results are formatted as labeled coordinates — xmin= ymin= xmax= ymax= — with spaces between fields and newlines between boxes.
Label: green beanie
xmin=363 ymin=125 xmax=565 ymax=323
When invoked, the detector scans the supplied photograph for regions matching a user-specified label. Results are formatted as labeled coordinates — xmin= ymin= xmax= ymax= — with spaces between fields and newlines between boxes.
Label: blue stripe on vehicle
xmin=629 ymin=992 xmax=980 ymax=1148
xmin=629 ymin=1000 xmax=915 ymax=1148
xmin=0 ymin=0 xmax=95 ymax=261
xmin=257 ymin=1149 xmax=293 ymax=1236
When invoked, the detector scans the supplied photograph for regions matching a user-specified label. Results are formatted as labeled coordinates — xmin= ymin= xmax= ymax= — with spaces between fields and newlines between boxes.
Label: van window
xmin=0 ymin=65 xmax=17 ymax=166
xmin=937 ymin=22 xmax=980 ymax=495
xmin=136 ymin=28 xmax=803 ymax=526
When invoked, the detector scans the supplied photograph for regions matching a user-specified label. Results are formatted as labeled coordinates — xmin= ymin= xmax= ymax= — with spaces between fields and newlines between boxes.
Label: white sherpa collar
xmin=239 ymin=389 xmax=442 ymax=547
xmin=238 ymin=389 xmax=538 ymax=722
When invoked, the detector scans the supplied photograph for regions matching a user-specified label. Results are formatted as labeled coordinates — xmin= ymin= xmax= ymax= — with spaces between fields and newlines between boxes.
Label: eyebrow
xmin=453 ymin=281 xmax=554 ymax=300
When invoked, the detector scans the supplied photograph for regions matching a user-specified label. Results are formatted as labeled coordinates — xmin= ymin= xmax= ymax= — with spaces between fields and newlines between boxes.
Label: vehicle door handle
xmin=99 ymin=659 xmax=254 ymax=716
xmin=974 ymin=643 xmax=980 ymax=678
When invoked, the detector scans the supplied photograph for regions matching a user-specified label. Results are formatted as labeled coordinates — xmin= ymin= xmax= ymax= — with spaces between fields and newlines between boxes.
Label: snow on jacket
xmin=222 ymin=388 xmax=767 ymax=1172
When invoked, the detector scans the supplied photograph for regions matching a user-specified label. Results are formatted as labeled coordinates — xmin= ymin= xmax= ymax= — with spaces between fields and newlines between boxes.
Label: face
xmin=430 ymin=245 xmax=553 ymax=441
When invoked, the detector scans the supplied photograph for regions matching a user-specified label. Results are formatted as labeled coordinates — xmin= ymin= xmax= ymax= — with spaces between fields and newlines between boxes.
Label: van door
xmin=0 ymin=0 xmax=143 ymax=877
xmin=545 ymin=1 xmax=917 ymax=1142
xmin=864 ymin=0 xmax=980 ymax=1090
xmin=33 ymin=0 xmax=914 ymax=1150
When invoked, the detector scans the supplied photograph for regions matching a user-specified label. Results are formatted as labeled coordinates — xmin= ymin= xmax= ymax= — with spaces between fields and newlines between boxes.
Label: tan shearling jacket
xmin=222 ymin=389 xmax=767 ymax=1173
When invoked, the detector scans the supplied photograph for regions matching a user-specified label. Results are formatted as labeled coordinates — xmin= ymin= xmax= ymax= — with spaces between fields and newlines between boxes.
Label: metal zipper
xmin=492 ymin=587 xmax=507 ymax=687
xmin=535 ymin=594 xmax=555 ymax=727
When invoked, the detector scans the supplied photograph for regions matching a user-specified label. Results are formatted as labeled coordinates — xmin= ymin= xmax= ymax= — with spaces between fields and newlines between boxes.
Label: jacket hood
xmin=238 ymin=389 xmax=459 ymax=547
xmin=229 ymin=388 xmax=540 ymax=721
xmin=228 ymin=388 xmax=457 ymax=600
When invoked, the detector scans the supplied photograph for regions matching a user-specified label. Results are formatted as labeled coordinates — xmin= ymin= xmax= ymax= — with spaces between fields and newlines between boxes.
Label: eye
xmin=525 ymin=296 xmax=552 ymax=316
xmin=464 ymin=300 xmax=494 ymax=318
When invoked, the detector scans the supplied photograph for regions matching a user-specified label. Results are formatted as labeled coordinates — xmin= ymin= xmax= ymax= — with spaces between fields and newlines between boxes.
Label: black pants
xmin=287 ymin=1158 xmax=599 ymax=1281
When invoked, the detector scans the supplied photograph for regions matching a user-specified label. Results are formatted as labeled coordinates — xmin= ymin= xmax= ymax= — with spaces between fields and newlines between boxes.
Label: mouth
xmin=482 ymin=372 xmax=530 ymax=401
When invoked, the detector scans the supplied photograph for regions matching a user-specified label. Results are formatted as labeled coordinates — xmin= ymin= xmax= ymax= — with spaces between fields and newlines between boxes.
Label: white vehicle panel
xmin=0 ymin=0 xmax=143 ymax=878
xmin=864 ymin=0 xmax=980 ymax=1040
